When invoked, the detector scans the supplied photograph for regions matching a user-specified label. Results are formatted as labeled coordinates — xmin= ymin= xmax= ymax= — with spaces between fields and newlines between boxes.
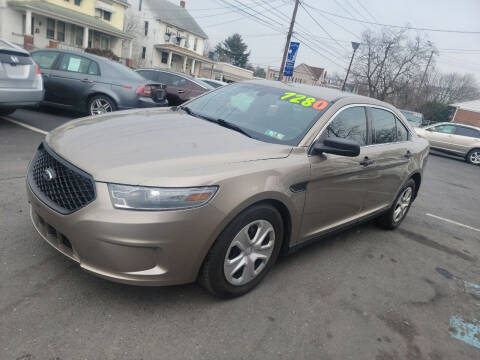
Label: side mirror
xmin=426 ymin=127 xmax=434 ymax=132
xmin=312 ymin=137 xmax=360 ymax=157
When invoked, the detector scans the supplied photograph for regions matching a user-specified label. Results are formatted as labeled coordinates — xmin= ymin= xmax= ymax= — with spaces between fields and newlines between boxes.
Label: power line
xmin=303 ymin=1 xmax=480 ymax=34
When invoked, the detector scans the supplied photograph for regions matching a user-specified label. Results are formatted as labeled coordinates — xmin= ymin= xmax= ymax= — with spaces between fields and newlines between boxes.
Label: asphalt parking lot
xmin=1 ymin=109 xmax=479 ymax=360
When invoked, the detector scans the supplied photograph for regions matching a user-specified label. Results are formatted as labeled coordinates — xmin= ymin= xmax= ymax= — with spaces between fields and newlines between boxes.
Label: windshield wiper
xmin=180 ymin=107 xmax=253 ymax=139
xmin=215 ymin=119 xmax=253 ymax=139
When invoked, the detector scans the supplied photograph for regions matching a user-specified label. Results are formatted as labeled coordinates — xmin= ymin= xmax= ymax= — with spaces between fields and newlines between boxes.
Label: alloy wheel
xmin=223 ymin=219 xmax=275 ymax=286
xmin=90 ymin=98 xmax=112 ymax=115
xmin=393 ymin=187 xmax=413 ymax=223
xmin=469 ymin=151 xmax=480 ymax=164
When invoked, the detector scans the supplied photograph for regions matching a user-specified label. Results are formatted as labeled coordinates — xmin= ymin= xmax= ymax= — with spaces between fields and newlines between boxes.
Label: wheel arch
xmin=409 ymin=172 xmax=422 ymax=199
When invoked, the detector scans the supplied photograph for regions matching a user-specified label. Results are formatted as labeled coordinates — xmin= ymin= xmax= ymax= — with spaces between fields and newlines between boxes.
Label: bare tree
xmin=424 ymin=71 xmax=480 ymax=104
xmin=351 ymin=29 xmax=435 ymax=101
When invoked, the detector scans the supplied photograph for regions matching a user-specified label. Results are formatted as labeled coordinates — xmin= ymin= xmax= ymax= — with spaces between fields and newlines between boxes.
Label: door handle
xmin=359 ymin=156 xmax=374 ymax=166
xmin=404 ymin=150 xmax=412 ymax=159
xmin=81 ymin=78 xmax=93 ymax=83
xmin=177 ymin=89 xmax=185 ymax=93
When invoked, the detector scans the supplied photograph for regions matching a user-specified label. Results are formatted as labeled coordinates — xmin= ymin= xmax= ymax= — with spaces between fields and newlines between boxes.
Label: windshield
xmin=400 ymin=110 xmax=423 ymax=127
xmin=184 ymin=82 xmax=331 ymax=145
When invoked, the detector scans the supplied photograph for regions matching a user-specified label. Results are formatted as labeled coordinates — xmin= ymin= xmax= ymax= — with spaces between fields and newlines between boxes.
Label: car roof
xmin=30 ymin=48 xmax=110 ymax=63
xmin=243 ymin=79 xmax=390 ymax=105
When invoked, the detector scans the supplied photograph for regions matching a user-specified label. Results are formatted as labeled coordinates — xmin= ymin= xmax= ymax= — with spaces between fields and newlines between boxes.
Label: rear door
xmin=452 ymin=125 xmax=480 ymax=155
xmin=31 ymin=51 xmax=61 ymax=102
xmin=156 ymin=72 xmax=191 ymax=105
xmin=0 ymin=42 xmax=36 ymax=90
xmin=363 ymin=107 xmax=413 ymax=211
xmin=47 ymin=53 xmax=98 ymax=106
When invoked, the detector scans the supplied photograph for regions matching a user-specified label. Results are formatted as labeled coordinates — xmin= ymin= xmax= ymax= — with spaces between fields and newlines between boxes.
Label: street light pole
xmin=342 ymin=41 xmax=360 ymax=92
xmin=278 ymin=0 xmax=300 ymax=82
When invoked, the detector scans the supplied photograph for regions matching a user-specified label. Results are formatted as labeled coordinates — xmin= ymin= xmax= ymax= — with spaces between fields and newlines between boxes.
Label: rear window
xmin=369 ymin=108 xmax=397 ymax=144
xmin=455 ymin=126 xmax=480 ymax=138
xmin=0 ymin=52 xmax=32 ymax=65
xmin=32 ymin=52 xmax=59 ymax=69
xmin=107 ymin=61 xmax=145 ymax=81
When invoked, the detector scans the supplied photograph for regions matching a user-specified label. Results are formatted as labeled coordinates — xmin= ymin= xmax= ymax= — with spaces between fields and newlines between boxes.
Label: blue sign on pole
xmin=283 ymin=41 xmax=300 ymax=77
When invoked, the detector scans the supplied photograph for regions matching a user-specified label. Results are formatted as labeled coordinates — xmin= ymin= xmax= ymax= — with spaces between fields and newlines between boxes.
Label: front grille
xmin=28 ymin=143 xmax=96 ymax=214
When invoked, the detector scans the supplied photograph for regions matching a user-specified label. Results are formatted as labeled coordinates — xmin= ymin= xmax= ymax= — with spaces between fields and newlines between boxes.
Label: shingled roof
xmin=147 ymin=0 xmax=208 ymax=39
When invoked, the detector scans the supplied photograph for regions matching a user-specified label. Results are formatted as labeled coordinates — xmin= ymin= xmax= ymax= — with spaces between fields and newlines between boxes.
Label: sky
xmin=176 ymin=0 xmax=480 ymax=81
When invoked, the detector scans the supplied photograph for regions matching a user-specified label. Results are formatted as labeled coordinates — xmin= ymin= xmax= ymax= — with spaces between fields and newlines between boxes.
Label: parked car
xmin=26 ymin=80 xmax=429 ymax=297
xmin=399 ymin=109 xmax=424 ymax=127
xmin=30 ymin=49 xmax=168 ymax=116
xmin=415 ymin=122 xmax=480 ymax=165
xmin=0 ymin=39 xmax=43 ymax=116
xmin=197 ymin=77 xmax=228 ymax=88
xmin=136 ymin=69 xmax=214 ymax=105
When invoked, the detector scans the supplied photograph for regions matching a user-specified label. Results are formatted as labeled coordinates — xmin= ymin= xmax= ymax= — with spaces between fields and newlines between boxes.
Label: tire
xmin=0 ymin=108 xmax=16 ymax=116
xmin=87 ymin=95 xmax=116 ymax=116
xmin=466 ymin=148 xmax=480 ymax=166
xmin=199 ymin=203 xmax=284 ymax=298
xmin=376 ymin=179 xmax=416 ymax=230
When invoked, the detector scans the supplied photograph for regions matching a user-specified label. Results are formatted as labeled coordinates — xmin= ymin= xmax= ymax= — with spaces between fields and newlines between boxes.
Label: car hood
xmin=46 ymin=108 xmax=293 ymax=187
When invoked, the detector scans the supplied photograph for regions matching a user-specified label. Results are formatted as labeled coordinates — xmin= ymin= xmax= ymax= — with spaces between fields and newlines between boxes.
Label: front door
xmin=300 ymin=106 xmax=373 ymax=240
xmin=47 ymin=53 xmax=98 ymax=107
xmin=426 ymin=124 xmax=457 ymax=151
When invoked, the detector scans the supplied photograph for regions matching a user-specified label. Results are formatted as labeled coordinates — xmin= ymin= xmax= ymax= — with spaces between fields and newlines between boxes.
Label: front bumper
xmin=27 ymin=181 xmax=225 ymax=286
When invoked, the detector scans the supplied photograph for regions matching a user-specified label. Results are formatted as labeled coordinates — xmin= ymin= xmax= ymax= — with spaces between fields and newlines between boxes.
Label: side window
xmin=324 ymin=106 xmax=368 ymax=146
xmin=137 ymin=70 xmax=158 ymax=81
xmin=369 ymin=108 xmax=396 ymax=144
xmin=432 ymin=125 xmax=456 ymax=134
xmin=170 ymin=75 xmax=187 ymax=87
xmin=58 ymin=54 xmax=91 ymax=74
xmin=87 ymin=61 xmax=99 ymax=76
xmin=32 ymin=51 xmax=59 ymax=69
xmin=455 ymin=126 xmax=480 ymax=138
xmin=396 ymin=117 xmax=409 ymax=142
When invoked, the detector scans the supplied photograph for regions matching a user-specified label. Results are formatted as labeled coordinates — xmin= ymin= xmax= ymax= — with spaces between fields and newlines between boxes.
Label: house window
xmin=161 ymin=52 xmax=168 ymax=64
xmin=193 ymin=38 xmax=198 ymax=51
xmin=141 ymin=47 xmax=146 ymax=59
xmin=75 ymin=25 xmax=84 ymax=47
xmin=139 ymin=0 xmax=142 ymax=11
xmin=96 ymin=8 xmax=111 ymax=21
xmin=74 ymin=0 xmax=81 ymax=5
xmin=57 ymin=21 xmax=65 ymax=42
xmin=46 ymin=18 xmax=55 ymax=39
xmin=144 ymin=21 xmax=148 ymax=36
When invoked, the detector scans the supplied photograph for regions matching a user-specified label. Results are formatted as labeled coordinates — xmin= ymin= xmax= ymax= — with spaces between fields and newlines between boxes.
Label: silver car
xmin=0 ymin=40 xmax=43 ymax=116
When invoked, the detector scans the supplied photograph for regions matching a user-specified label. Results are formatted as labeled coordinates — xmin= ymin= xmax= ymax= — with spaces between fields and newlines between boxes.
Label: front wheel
xmin=199 ymin=204 xmax=284 ymax=298
xmin=466 ymin=148 xmax=480 ymax=165
xmin=376 ymin=179 xmax=416 ymax=230
xmin=87 ymin=95 xmax=116 ymax=116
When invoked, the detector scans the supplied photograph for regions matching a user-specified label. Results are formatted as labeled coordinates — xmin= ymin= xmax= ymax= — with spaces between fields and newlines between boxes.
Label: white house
xmin=125 ymin=0 xmax=212 ymax=74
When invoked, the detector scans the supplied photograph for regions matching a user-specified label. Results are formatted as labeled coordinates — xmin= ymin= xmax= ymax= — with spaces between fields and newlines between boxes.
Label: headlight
xmin=108 ymin=184 xmax=218 ymax=210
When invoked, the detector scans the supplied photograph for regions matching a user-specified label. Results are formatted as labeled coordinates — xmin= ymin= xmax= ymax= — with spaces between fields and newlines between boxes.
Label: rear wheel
xmin=87 ymin=95 xmax=116 ymax=116
xmin=0 ymin=108 xmax=16 ymax=116
xmin=199 ymin=204 xmax=283 ymax=298
xmin=376 ymin=179 xmax=416 ymax=230
xmin=466 ymin=148 xmax=480 ymax=165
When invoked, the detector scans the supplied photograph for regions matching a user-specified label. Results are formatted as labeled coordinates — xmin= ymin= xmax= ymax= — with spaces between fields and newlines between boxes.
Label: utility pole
xmin=278 ymin=0 xmax=300 ymax=82
xmin=342 ymin=41 xmax=360 ymax=91
xmin=419 ymin=49 xmax=434 ymax=90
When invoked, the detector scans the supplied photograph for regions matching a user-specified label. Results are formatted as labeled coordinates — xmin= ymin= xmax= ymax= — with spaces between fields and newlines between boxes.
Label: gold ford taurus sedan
xmin=415 ymin=122 xmax=480 ymax=165
xmin=26 ymin=80 xmax=429 ymax=297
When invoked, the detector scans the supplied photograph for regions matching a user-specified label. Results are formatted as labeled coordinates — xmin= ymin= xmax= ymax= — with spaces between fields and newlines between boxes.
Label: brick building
xmin=450 ymin=100 xmax=480 ymax=127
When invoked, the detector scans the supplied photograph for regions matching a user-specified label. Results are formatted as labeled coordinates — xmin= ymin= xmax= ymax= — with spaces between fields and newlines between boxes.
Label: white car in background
xmin=197 ymin=77 xmax=228 ymax=88
xmin=0 ymin=40 xmax=43 ymax=116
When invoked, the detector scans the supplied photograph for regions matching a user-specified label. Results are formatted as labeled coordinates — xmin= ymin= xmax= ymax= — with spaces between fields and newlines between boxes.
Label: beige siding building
xmin=267 ymin=63 xmax=326 ymax=86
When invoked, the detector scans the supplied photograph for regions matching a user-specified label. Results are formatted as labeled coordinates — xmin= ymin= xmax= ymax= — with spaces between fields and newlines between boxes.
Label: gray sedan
xmin=0 ymin=40 xmax=44 ymax=116
xmin=31 ymin=49 xmax=168 ymax=116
